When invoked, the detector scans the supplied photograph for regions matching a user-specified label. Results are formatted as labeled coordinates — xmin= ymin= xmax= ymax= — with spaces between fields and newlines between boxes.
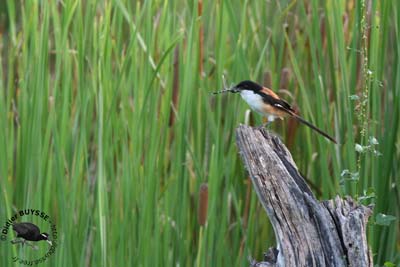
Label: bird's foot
xmin=256 ymin=121 xmax=271 ymax=129
xmin=10 ymin=239 xmax=37 ymax=249
xmin=22 ymin=241 xmax=38 ymax=250
xmin=263 ymin=121 xmax=272 ymax=128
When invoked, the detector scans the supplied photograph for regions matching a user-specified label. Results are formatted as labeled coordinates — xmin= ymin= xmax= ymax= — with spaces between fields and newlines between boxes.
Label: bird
xmin=11 ymin=222 xmax=52 ymax=248
xmin=214 ymin=80 xmax=337 ymax=143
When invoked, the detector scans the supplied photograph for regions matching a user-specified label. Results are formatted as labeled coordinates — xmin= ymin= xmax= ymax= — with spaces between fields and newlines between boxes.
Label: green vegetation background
xmin=0 ymin=0 xmax=398 ymax=266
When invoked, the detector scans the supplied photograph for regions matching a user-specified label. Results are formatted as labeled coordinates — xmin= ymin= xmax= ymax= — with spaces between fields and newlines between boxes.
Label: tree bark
xmin=235 ymin=125 xmax=373 ymax=267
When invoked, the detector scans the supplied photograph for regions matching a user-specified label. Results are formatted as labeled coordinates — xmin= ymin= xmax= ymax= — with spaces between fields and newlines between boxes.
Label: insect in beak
xmin=212 ymin=87 xmax=239 ymax=94
xmin=212 ymin=75 xmax=239 ymax=94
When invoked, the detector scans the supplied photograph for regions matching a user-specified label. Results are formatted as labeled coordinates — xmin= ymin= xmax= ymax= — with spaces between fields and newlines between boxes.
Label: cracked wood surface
xmin=236 ymin=125 xmax=373 ymax=267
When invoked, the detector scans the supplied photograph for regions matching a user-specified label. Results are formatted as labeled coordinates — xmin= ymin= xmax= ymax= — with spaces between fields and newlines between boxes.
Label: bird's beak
xmin=46 ymin=240 xmax=53 ymax=246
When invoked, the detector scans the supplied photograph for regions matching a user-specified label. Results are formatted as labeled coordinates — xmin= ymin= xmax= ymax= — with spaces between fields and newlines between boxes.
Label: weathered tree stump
xmin=235 ymin=125 xmax=373 ymax=267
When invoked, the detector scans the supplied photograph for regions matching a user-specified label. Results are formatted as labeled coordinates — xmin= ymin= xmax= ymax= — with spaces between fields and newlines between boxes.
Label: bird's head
xmin=232 ymin=80 xmax=263 ymax=93
xmin=213 ymin=80 xmax=263 ymax=95
xmin=41 ymin=233 xmax=52 ymax=246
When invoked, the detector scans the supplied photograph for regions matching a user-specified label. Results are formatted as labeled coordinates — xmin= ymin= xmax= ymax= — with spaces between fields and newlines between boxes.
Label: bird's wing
xmin=260 ymin=87 xmax=280 ymax=99
xmin=13 ymin=224 xmax=30 ymax=236
xmin=13 ymin=223 xmax=39 ymax=235
xmin=259 ymin=88 xmax=294 ymax=113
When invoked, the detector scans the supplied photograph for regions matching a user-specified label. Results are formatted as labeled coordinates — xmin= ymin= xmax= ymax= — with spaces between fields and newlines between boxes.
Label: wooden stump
xmin=235 ymin=125 xmax=373 ymax=267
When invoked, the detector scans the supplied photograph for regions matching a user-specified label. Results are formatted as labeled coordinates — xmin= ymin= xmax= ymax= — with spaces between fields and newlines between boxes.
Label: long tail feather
xmin=290 ymin=113 xmax=337 ymax=144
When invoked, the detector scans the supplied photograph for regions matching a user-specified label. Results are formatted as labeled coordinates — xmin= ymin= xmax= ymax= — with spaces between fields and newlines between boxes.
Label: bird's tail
xmin=290 ymin=112 xmax=337 ymax=144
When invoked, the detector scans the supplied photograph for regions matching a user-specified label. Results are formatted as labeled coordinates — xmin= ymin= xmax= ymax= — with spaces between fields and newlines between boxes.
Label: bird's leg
xmin=23 ymin=241 xmax=38 ymax=250
xmin=259 ymin=115 xmax=275 ymax=128
xmin=10 ymin=239 xmax=23 ymax=245
xmin=257 ymin=122 xmax=268 ymax=130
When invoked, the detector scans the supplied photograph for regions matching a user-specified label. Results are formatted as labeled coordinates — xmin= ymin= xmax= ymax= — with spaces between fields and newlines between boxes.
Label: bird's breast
xmin=239 ymin=90 xmax=266 ymax=114
xmin=239 ymin=90 xmax=287 ymax=121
